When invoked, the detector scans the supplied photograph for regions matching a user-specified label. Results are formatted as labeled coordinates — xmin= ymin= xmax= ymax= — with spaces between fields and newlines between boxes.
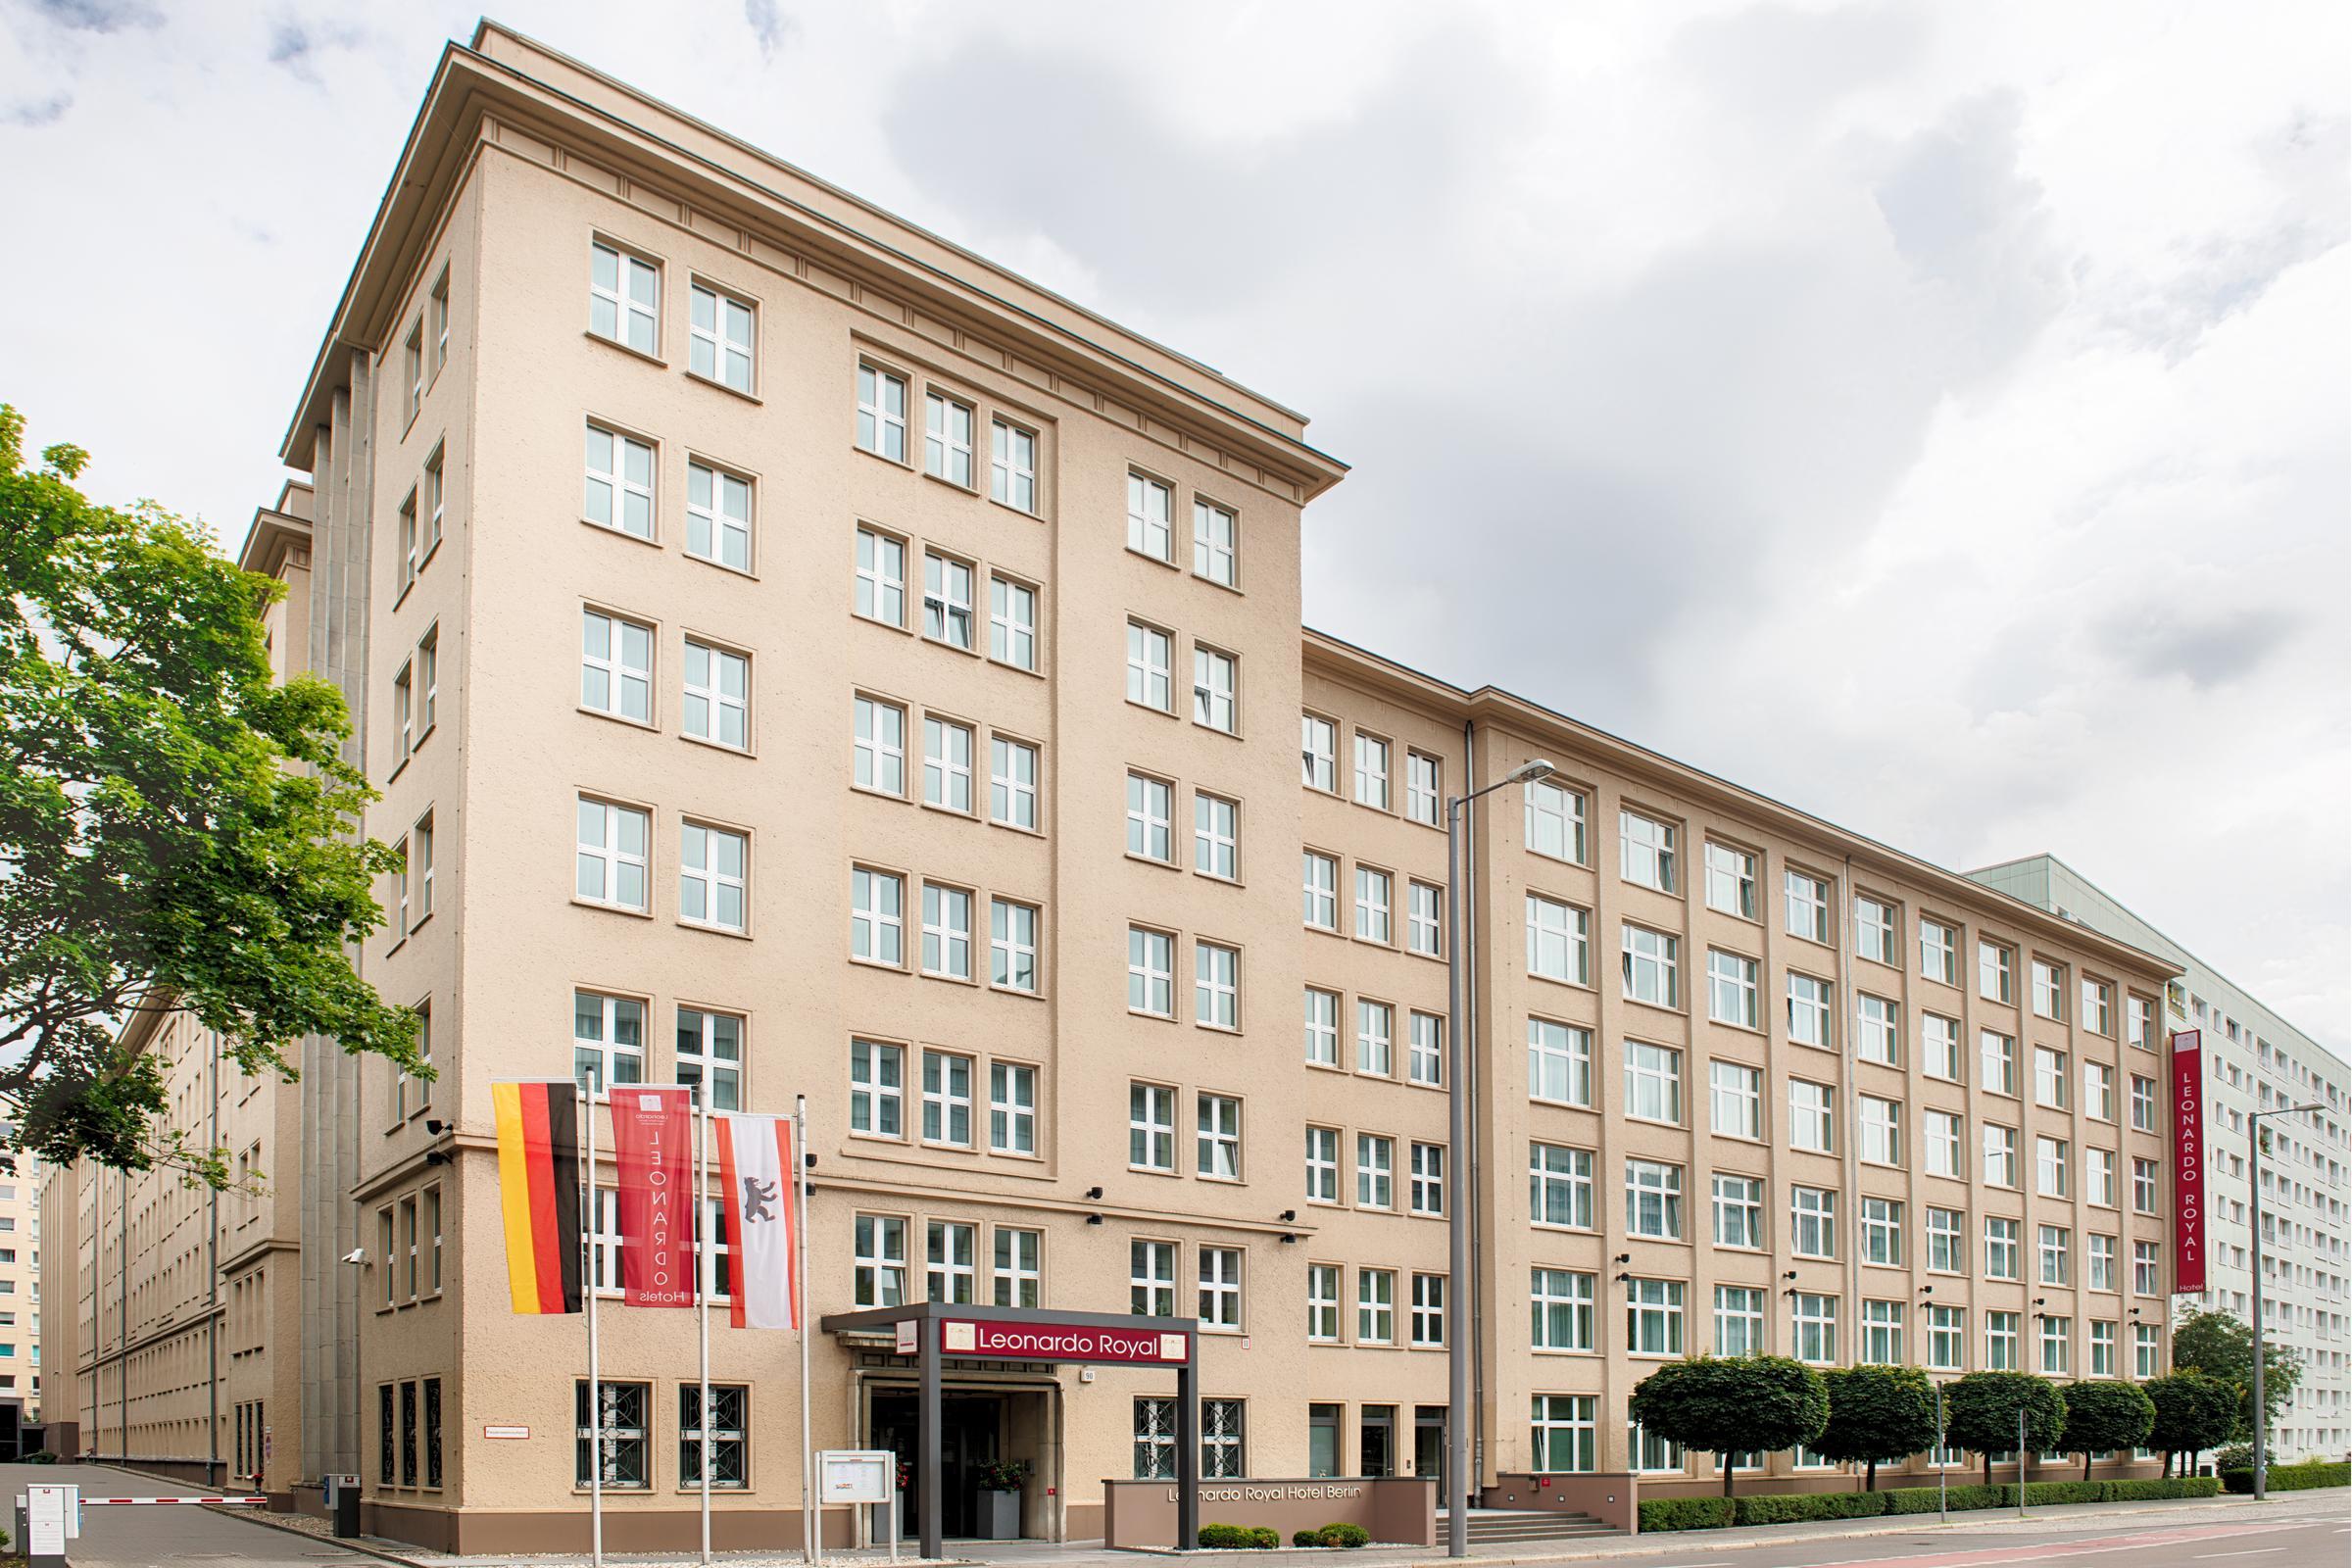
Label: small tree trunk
xmin=1722 ymin=1453 xmax=1735 ymax=1498
xmin=1866 ymin=1459 xmax=1878 ymax=1492
xmin=1982 ymin=1452 xmax=1993 ymax=1488
xmin=2082 ymin=1451 xmax=2093 ymax=1483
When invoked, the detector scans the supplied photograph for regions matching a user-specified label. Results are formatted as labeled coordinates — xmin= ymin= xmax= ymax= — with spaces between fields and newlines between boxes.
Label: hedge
xmin=2109 ymin=1477 xmax=2222 ymax=1500
xmin=2221 ymin=1460 xmax=2349 ymax=1494
xmin=1637 ymin=1476 xmax=2220 ymax=1532
xmin=1639 ymin=1497 xmax=1737 ymax=1532
xmin=1735 ymin=1492 xmax=1886 ymax=1525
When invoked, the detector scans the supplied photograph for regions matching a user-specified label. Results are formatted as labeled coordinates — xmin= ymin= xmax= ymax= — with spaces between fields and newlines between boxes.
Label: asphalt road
xmin=0 ymin=1462 xmax=373 ymax=1566
xmin=1587 ymin=1505 xmax=2347 ymax=1568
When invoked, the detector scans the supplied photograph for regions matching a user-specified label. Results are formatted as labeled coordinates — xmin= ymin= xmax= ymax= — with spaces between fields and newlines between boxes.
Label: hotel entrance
xmin=867 ymin=1388 xmax=1047 ymax=1540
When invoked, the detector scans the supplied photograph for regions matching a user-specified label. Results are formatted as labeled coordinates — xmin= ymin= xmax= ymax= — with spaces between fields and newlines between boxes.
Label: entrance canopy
xmin=821 ymin=1302 xmax=1200 ymax=1556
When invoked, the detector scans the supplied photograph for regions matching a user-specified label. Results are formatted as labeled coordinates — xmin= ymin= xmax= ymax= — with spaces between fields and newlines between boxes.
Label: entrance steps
xmin=1440 ymin=1508 xmax=1621 ymax=1544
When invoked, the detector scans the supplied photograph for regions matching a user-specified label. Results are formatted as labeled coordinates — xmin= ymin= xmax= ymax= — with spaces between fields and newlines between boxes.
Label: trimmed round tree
xmin=1812 ymin=1365 xmax=1941 ymax=1491
xmin=2144 ymin=1371 xmax=2238 ymax=1478
xmin=1943 ymin=1372 xmax=2067 ymax=1487
xmin=2059 ymin=1381 xmax=2156 ymax=1481
xmin=1628 ymin=1356 xmax=1829 ymax=1497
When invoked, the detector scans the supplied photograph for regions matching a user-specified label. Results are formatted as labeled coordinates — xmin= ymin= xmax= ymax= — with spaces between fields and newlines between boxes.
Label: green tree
xmin=2171 ymin=1309 xmax=2303 ymax=1438
xmin=1811 ymin=1365 xmax=1941 ymax=1490
xmin=1628 ymin=1356 xmax=1830 ymax=1497
xmin=0 ymin=403 xmax=421 ymax=1182
xmin=2143 ymin=1371 xmax=2238 ymax=1477
xmin=2058 ymin=1381 xmax=2155 ymax=1481
xmin=1942 ymin=1372 xmax=2067 ymax=1487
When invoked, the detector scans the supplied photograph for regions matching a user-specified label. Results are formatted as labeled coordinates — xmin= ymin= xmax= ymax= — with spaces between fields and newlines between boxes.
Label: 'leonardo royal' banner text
xmin=612 ymin=1087 xmax=696 ymax=1307
xmin=2170 ymin=1031 xmax=2205 ymax=1296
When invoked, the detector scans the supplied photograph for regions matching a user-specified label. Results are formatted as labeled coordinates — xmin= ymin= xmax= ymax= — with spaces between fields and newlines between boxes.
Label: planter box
xmin=978 ymin=1488 xmax=1022 ymax=1540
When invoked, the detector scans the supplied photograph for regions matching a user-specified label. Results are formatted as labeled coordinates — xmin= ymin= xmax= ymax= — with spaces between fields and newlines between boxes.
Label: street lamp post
xmin=1446 ymin=757 xmax=1554 ymax=1558
xmin=2246 ymin=1100 xmax=2323 ymax=1500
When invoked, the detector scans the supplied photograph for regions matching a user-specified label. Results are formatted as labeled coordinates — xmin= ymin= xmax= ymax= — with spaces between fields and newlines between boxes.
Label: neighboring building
xmin=0 ymin=1138 xmax=47 ymax=1434
xmin=52 ymin=21 xmax=2181 ymax=1552
xmin=1969 ymin=855 xmax=2349 ymax=1460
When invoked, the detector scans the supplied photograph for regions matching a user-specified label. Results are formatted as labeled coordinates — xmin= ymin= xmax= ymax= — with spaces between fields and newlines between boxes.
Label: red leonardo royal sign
xmin=927 ymin=1315 xmax=1191 ymax=1364
xmin=2170 ymin=1030 xmax=2206 ymax=1295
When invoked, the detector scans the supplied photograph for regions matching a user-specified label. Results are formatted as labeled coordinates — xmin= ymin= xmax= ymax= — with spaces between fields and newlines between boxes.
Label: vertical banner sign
xmin=612 ymin=1087 xmax=696 ymax=1307
xmin=714 ymin=1113 xmax=802 ymax=1329
xmin=492 ymin=1080 xmax=584 ymax=1314
xmin=2170 ymin=1030 xmax=2206 ymax=1295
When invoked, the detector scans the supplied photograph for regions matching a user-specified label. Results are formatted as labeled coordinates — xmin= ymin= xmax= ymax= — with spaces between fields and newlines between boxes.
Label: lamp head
xmin=1507 ymin=760 xmax=1557 ymax=785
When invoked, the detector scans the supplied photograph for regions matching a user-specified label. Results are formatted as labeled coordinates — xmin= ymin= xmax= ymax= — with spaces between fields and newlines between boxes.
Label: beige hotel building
xmin=50 ymin=22 xmax=2183 ymax=1553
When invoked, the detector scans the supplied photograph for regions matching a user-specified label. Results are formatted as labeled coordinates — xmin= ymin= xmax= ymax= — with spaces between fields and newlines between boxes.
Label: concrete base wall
xmin=361 ymin=1500 xmax=857 ymax=1555
xmin=1482 ymin=1472 xmax=1637 ymax=1532
xmin=1103 ymin=1478 xmax=1435 ymax=1549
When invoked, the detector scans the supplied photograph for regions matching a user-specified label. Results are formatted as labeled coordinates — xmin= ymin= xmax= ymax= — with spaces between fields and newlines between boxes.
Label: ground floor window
xmin=1307 ymin=1402 xmax=1342 ymax=1478
xmin=577 ymin=1379 xmax=652 ymax=1489
xmin=1631 ymin=1423 xmax=1684 ymax=1473
xmin=680 ymin=1383 xmax=749 ymax=1488
xmin=377 ymin=1384 xmax=395 ymax=1485
xmin=424 ymin=1378 xmax=442 ymax=1488
xmin=1134 ymin=1396 xmax=1175 ymax=1479
xmin=1531 ymin=1394 xmax=1594 ymax=1473
xmin=1203 ymin=1397 xmax=1245 ymax=1478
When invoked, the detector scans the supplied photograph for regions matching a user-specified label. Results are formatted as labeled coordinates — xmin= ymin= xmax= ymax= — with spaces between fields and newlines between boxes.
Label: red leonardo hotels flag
xmin=492 ymin=1080 xmax=584 ymax=1315
xmin=2170 ymin=1030 xmax=2207 ymax=1295
xmin=612 ymin=1086 xmax=696 ymax=1307
xmin=713 ymin=1113 xmax=801 ymax=1330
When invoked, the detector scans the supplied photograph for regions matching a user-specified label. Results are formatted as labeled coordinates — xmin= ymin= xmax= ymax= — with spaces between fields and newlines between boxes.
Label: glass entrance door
xmin=1414 ymin=1405 xmax=1446 ymax=1498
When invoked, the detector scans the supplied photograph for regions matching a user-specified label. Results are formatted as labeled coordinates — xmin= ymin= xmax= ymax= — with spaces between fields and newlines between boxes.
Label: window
xmin=855 ymin=527 xmax=906 ymax=626
xmin=1620 ymin=810 xmax=1678 ymax=892
xmin=1621 ymin=924 xmax=1681 ymax=1007
xmin=1300 ymin=713 xmax=1338 ymax=791
xmin=576 ymin=1380 xmax=651 ymax=1490
xmin=2087 ymin=1319 xmax=2116 ymax=1378
xmin=921 ymin=1051 xmax=973 ymax=1147
xmin=679 ymin=822 xmax=748 ymax=932
xmin=1529 ymin=1143 xmax=1593 ymax=1229
xmin=990 ymin=576 xmax=1037 ymax=669
xmin=2126 ymin=995 xmax=2154 ymax=1050
xmin=576 ymin=799 xmax=651 ymax=912
xmin=684 ymin=281 xmax=754 ymax=391
xmin=1790 ymin=1186 xmax=1837 ymax=1258
xmin=2039 ymin=1315 xmax=2070 ymax=1376
xmin=2032 ymin=958 xmax=2067 ymax=1020
xmin=2130 ymin=1074 xmax=2157 ymax=1132
xmin=1411 ymin=1274 xmax=1446 ymax=1347
xmin=1134 ymin=1396 xmax=1175 ymax=1479
xmin=1126 ymin=773 xmax=1173 ymax=860
xmin=1984 ymin=1216 xmax=2020 ymax=1279
xmin=429 ymin=268 xmax=450 ymax=374
xmin=1983 ymin=1123 xmax=2018 ymax=1187
xmin=1860 ymin=1299 xmax=1904 ymax=1364
xmin=1408 ymin=1141 xmax=1444 ymax=1213
xmin=681 ymin=640 xmax=749 ymax=750
xmin=1199 ymin=1247 xmax=1243 ymax=1330
xmin=993 ymin=1228 xmax=1042 ymax=1308
xmin=1923 ymin=1013 xmax=1962 ymax=1081
xmin=990 ymin=899 xmax=1039 ymax=994
xmin=918 ymin=883 xmax=972 ymax=978
xmin=1525 ymin=779 xmax=1586 ymax=862
xmin=922 ymin=552 xmax=975 ymax=649
xmin=423 ymin=445 xmax=445 ymax=552
xmin=1790 ymin=1079 xmax=1836 ymax=1153
xmin=1197 ymin=943 xmax=1240 ymax=1031
xmin=1348 ymin=734 xmax=1393 ymax=810
xmin=1927 ymin=1303 xmax=1964 ymax=1371
xmin=1406 ymin=881 xmax=1442 ymax=956
xmin=1127 ymin=472 xmax=1174 ymax=561
xmin=2082 ymin=978 xmax=2113 ymax=1035
xmin=849 ymin=1041 xmax=903 ymax=1138
xmin=853 ymin=697 xmax=906 ymax=796
xmin=1306 ymin=1265 xmax=1341 ymax=1341
xmin=583 ymin=422 xmax=655 ymax=539
xmin=990 ymin=1063 xmax=1038 ymax=1155
xmin=1704 ymin=842 xmax=1758 ymax=917
xmin=2132 ymin=1240 xmax=2160 ymax=1296
xmin=1405 ymin=753 xmax=1442 ymax=826
xmin=990 ymin=738 xmax=1039 ymax=831
xmin=1714 ymin=1286 xmax=1766 ymax=1356
xmin=1408 ymin=1011 xmax=1445 ymax=1087
xmin=924 ymin=392 xmax=976 ymax=486
xmin=1926 ymin=1108 xmax=1963 ymax=1178
xmin=1625 ymin=1277 xmax=1685 ymax=1355
xmin=2087 ymin=1232 xmax=2118 ymax=1293
xmin=2083 ymin=1061 xmax=2116 ymax=1121
xmin=1355 ymin=999 xmax=1393 ymax=1075
xmin=411 ymin=814 xmax=435 ymax=924
xmin=1921 ymin=917 xmax=1958 ymax=984
xmin=1981 ymin=1030 xmax=2018 ymax=1095
xmin=589 ymin=240 xmax=658 ymax=354
xmin=1856 ymin=994 xmax=1900 ymax=1065
xmin=1194 ymin=647 xmax=1237 ymax=733
xmin=1708 ymin=950 xmax=1760 ymax=1028
xmin=2132 ymin=1157 xmax=2159 ymax=1214
xmin=1130 ymin=1240 xmax=1177 ymax=1317
xmin=2034 ymin=1047 xmax=2070 ymax=1108
xmin=1861 ymin=1197 xmax=1903 ymax=1265
xmin=1709 ymin=1060 xmax=1762 ymax=1140
xmin=2035 ymin=1135 xmax=2070 ymax=1198
xmin=1356 ymin=1135 xmax=1394 ymax=1209
xmin=1859 ymin=1095 xmax=1902 ymax=1166
xmin=1625 ymin=1158 xmax=1684 ymax=1239
xmin=850 ymin=867 xmax=904 ymax=964
xmin=1526 ymin=894 xmax=1590 ymax=984
xmin=1788 ymin=973 xmax=1833 ymax=1047
xmin=1354 ymin=866 xmax=1393 ymax=943
xmin=1128 ymin=1084 xmax=1176 ymax=1170
xmin=394 ymin=662 xmax=414 ymax=759
xmin=856 ymin=365 xmax=907 ymax=461
xmin=578 ymin=611 xmax=654 ymax=723
xmin=1303 ymin=989 xmax=1339 ymax=1067
xmin=2133 ymin=1321 xmax=2159 ymax=1378
xmin=1855 ymin=896 xmax=1895 ymax=963
xmin=1785 ymin=870 xmax=1830 ymax=942
xmin=1194 ymin=500 xmax=1237 ymax=586
xmin=2037 ymin=1223 xmax=2072 ymax=1286
xmin=1712 ymin=1173 xmax=1763 ymax=1248
xmin=685 ymin=461 xmax=752 ymax=572
xmin=678 ymin=1383 xmax=748 ymax=1490
xmin=917 ymin=718 xmax=975 ymax=815
xmin=1529 ymin=1019 xmax=1592 ymax=1105
xmin=1790 ymin=1293 xmax=1838 ymax=1364
xmin=990 ymin=419 xmax=1036 ymax=511
xmin=403 ymin=326 xmax=423 ymax=423
xmin=1926 ymin=1206 xmax=1963 ymax=1273
xmin=1127 ymin=927 xmax=1174 ymax=1016
xmin=1980 ymin=940 xmax=2015 ymax=1002
xmin=1127 ymin=622 xmax=1174 ymax=710
xmin=1532 ymin=1395 xmax=1596 ymax=1474
xmin=1305 ymin=1127 xmax=1340 ymax=1203
xmin=927 ymin=1220 xmax=978 ymax=1303
xmin=675 ymin=1008 xmax=742 ymax=1110
xmin=1197 ymin=1095 xmax=1241 ymax=1180
xmin=1624 ymin=1042 xmax=1684 ymax=1124
xmin=1984 ymin=1309 xmax=2019 ymax=1370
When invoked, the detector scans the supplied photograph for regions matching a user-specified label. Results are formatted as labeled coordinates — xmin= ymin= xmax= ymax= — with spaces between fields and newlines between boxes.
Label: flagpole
xmin=798 ymin=1094 xmax=816 ymax=1566
xmin=587 ymin=1082 xmax=604 ymax=1568
xmin=698 ymin=1087 xmax=712 ymax=1567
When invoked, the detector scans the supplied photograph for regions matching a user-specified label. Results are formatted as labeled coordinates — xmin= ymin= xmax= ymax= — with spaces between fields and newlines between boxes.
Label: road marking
xmin=2190 ymin=1552 xmax=2284 ymax=1560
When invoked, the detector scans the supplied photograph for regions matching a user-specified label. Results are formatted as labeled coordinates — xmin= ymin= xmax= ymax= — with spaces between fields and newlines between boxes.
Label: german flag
xmin=492 ymin=1080 xmax=583 ymax=1314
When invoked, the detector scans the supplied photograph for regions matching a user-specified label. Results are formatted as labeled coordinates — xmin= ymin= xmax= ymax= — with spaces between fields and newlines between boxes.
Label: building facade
xmin=50 ymin=22 xmax=2185 ymax=1552
xmin=1969 ymin=855 xmax=2349 ymax=1460
xmin=0 ymin=1143 xmax=46 ymax=1434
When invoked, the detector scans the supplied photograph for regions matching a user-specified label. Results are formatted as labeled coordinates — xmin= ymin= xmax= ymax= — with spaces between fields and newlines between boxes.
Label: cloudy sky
xmin=6 ymin=0 xmax=2345 ymax=1054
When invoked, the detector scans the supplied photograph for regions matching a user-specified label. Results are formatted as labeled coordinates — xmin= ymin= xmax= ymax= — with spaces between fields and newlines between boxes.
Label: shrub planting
xmin=1638 ymin=1496 xmax=1737 ymax=1532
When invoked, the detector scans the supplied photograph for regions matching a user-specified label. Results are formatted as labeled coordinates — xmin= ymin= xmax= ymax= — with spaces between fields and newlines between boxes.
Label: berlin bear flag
xmin=713 ymin=1112 xmax=802 ymax=1329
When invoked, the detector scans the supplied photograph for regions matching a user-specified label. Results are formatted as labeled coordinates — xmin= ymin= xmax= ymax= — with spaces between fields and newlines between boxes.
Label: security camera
xmin=342 ymin=1248 xmax=368 ymax=1265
